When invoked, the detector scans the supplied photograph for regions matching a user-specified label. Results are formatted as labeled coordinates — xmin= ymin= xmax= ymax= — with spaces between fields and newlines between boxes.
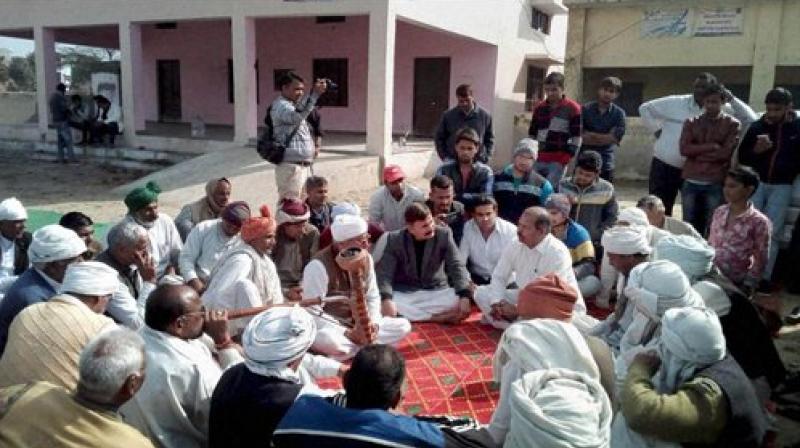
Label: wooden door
xmin=412 ymin=57 xmax=450 ymax=137
xmin=157 ymin=59 xmax=181 ymax=121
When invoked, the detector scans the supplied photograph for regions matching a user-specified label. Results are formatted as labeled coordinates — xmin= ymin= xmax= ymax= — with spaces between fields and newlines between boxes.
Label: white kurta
xmin=459 ymin=218 xmax=518 ymax=280
xmin=120 ymin=328 xmax=243 ymax=448
xmin=0 ymin=235 xmax=19 ymax=297
xmin=179 ymin=220 xmax=240 ymax=282
xmin=301 ymin=255 xmax=411 ymax=360
xmin=107 ymin=272 xmax=154 ymax=330
xmin=202 ymin=249 xmax=284 ymax=335
xmin=119 ymin=213 xmax=183 ymax=278
xmin=475 ymin=234 xmax=595 ymax=331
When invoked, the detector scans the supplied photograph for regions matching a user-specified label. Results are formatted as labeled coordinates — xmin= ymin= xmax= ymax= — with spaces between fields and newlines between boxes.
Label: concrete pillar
xmin=366 ymin=2 xmax=396 ymax=162
xmin=749 ymin=1 xmax=782 ymax=107
xmin=232 ymin=15 xmax=258 ymax=144
xmin=33 ymin=25 xmax=57 ymax=139
xmin=564 ymin=8 xmax=586 ymax=102
xmin=119 ymin=21 xmax=145 ymax=145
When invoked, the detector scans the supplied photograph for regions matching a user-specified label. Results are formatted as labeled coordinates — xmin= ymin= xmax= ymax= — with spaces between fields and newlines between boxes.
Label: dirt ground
xmin=1 ymin=149 xmax=799 ymax=445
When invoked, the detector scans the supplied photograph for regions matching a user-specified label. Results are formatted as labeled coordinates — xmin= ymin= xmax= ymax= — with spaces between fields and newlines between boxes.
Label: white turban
xmin=0 ymin=197 xmax=27 ymax=221
xmin=28 ymin=224 xmax=87 ymax=263
xmin=331 ymin=202 xmax=361 ymax=220
xmin=506 ymin=369 xmax=611 ymax=448
xmin=331 ymin=214 xmax=368 ymax=242
xmin=617 ymin=261 xmax=705 ymax=370
xmin=656 ymin=307 xmax=726 ymax=393
xmin=601 ymin=225 xmax=651 ymax=255
xmin=654 ymin=234 xmax=716 ymax=282
xmin=59 ymin=261 xmax=119 ymax=296
xmin=242 ymin=306 xmax=316 ymax=376
xmin=617 ymin=207 xmax=649 ymax=227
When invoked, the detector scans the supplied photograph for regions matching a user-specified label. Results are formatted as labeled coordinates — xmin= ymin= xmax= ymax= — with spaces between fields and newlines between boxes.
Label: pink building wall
xmin=138 ymin=17 xmax=497 ymax=134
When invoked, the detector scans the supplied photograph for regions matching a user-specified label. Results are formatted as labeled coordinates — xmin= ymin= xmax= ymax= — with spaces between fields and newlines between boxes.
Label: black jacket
xmin=738 ymin=113 xmax=800 ymax=185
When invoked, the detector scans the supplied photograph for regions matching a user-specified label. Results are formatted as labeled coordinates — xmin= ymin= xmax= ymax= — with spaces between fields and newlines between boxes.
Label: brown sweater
xmin=679 ymin=112 xmax=740 ymax=183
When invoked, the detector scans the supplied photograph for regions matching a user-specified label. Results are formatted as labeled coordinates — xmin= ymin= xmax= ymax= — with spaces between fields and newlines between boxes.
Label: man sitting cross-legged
xmin=376 ymin=202 xmax=472 ymax=324
xmin=209 ymin=306 xmax=344 ymax=448
xmin=301 ymin=214 xmax=411 ymax=360
xmin=474 ymin=206 xmax=594 ymax=331
xmin=459 ymin=195 xmax=517 ymax=286
xmin=274 ymin=344 xmax=494 ymax=448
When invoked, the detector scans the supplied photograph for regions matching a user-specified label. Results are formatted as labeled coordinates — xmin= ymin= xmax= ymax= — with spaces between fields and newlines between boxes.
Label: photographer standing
xmin=271 ymin=72 xmax=327 ymax=202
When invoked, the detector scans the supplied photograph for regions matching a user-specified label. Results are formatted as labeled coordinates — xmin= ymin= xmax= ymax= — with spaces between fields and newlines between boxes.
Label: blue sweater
xmin=0 ymin=268 xmax=57 ymax=355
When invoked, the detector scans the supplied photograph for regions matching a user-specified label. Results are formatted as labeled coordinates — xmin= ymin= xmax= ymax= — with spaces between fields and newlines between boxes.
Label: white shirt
xmin=120 ymin=327 xmax=242 ymax=448
xmin=202 ymin=251 xmax=284 ymax=335
xmin=119 ymin=213 xmax=183 ymax=278
xmin=368 ymin=185 xmax=425 ymax=232
xmin=0 ymin=235 xmax=17 ymax=294
xmin=459 ymin=218 xmax=517 ymax=279
xmin=179 ymin=220 xmax=240 ymax=282
xmin=639 ymin=94 xmax=757 ymax=168
xmin=107 ymin=271 xmax=155 ymax=331
xmin=301 ymin=253 xmax=382 ymax=323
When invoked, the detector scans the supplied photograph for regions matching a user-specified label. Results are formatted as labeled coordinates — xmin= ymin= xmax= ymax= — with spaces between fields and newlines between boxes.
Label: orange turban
xmin=517 ymin=273 xmax=578 ymax=322
xmin=241 ymin=205 xmax=276 ymax=243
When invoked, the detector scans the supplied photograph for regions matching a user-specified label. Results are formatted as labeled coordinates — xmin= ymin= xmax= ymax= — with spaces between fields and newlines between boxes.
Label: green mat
xmin=27 ymin=209 xmax=111 ymax=239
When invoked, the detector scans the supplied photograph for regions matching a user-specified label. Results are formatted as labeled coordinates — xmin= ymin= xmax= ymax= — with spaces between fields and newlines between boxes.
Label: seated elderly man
xmin=305 ymin=175 xmax=336 ymax=232
xmin=655 ymin=235 xmax=788 ymax=393
xmin=614 ymin=307 xmax=767 ymax=447
xmin=209 ymin=306 xmax=343 ymax=448
xmin=376 ymin=203 xmax=472 ymax=324
xmin=179 ymin=201 xmax=250 ymax=293
xmin=368 ymin=165 xmax=425 ymax=232
xmin=545 ymin=193 xmax=601 ymax=297
xmin=0 ymin=224 xmax=86 ymax=354
xmin=121 ymin=284 xmax=243 ymax=448
xmin=97 ymin=221 xmax=156 ymax=329
xmin=60 ymin=211 xmax=104 ymax=259
xmin=119 ymin=181 xmax=182 ymax=278
xmin=0 ymin=197 xmax=31 ymax=297
xmin=272 ymin=198 xmax=319 ymax=301
xmin=0 ymin=328 xmax=153 ymax=448
xmin=0 ymin=262 xmax=117 ymax=390
xmin=590 ymin=225 xmax=652 ymax=350
xmin=203 ymin=206 xmax=284 ymax=335
xmin=274 ymin=344 xmax=491 ymax=448
xmin=318 ymin=202 xmax=384 ymax=251
xmin=474 ymin=206 xmax=593 ymax=331
xmin=505 ymin=369 xmax=611 ymax=448
xmin=611 ymin=260 xmax=705 ymax=390
xmin=459 ymin=195 xmax=516 ymax=285
xmin=488 ymin=312 xmax=601 ymax=445
xmin=174 ymin=177 xmax=232 ymax=240
xmin=302 ymin=214 xmax=411 ymax=360
xmin=637 ymin=194 xmax=702 ymax=238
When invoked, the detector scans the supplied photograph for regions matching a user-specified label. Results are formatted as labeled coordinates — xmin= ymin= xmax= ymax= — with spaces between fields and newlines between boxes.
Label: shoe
xmin=786 ymin=306 xmax=800 ymax=326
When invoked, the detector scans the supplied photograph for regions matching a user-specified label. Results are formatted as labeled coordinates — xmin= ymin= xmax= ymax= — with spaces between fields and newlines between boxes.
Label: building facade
xmin=0 ymin=0 xmax=568 ymax=164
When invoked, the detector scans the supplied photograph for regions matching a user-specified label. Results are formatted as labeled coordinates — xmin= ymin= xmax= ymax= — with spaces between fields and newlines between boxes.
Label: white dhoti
xmin=310 ymin=311 xmax=411 ymax=361
xmin=475 ymin=286 xmax=519 ymax=330
xmin=392 ymin=288 xmax=460 ymax=322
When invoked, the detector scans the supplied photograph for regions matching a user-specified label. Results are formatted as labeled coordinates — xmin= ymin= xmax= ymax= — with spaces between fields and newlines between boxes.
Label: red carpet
xmin=319 ymin=300 xmax=612 ymax=424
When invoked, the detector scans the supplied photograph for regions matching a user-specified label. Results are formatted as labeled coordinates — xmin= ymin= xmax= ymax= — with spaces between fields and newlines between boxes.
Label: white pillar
xmin=33 ymin=25 xmax=57 ymax=139
xmin=119 ymin=20 xmax=145 ymax=145
xmin=749 ymin=1 xmax=782 ymax=108
xmin=366 ymin=3 xmax=396 ymax=162
xmin=232 ymin=15 xmax=258 ymax=144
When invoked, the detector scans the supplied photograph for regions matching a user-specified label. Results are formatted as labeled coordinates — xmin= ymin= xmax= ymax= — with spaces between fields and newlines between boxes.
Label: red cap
xmin=383 ymin=165 xmax=405 ymax=183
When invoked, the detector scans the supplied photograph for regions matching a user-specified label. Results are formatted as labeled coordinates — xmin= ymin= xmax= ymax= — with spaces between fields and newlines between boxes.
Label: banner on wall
xmin=641 ymin=9 xmax=690 ymax=38
xmin=693 ymin=8 xmax=744 ymax=37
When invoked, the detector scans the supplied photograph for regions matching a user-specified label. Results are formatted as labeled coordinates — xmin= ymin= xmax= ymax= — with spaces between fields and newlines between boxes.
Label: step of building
xmin=0 ymin=138 xmax=199 ymax=172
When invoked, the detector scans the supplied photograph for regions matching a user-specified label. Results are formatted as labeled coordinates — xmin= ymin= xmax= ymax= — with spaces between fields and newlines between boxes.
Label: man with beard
xmin=119 ymin=181 xmax=182 ymax=279
xmin=120 ymin=284 xmax=243 ymax=448
xmin=174 ymin=178 xmax=233 ymax=241
xmin=434 ymin=83 xmax=494 ymax=163
xmin=0 ymin=197 xmax=32 ymax=297
xmin=425 ymin=175 xmax=466 ymax=245
xmin=435 ymin=127 xmax=494 ymax=210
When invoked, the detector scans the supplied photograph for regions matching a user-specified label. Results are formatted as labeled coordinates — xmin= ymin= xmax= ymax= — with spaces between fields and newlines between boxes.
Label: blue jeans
xmin=56 ymin=121 xmax=74 ymax=161
xmin=534 ymin=161 xmax=567 ymax=187
xmin=681 ymin=181 xmax=723 ymax=236
xmin=751 ymin=183 xmax=793 ymax=280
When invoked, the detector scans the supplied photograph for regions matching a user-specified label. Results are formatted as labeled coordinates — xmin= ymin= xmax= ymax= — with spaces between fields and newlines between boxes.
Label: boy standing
xmin=580 ymin=77 xmax=626 ymax=182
